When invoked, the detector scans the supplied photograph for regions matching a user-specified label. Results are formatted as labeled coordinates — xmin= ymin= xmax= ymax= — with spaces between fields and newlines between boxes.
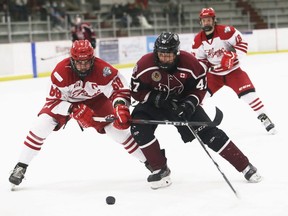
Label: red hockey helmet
xmin=71 ymin=39 xmax=94 ymax=61
xmin=199 ymin=8 xmax=216 ymax=32
xmin=70 ymin=40 xmax=95 ymax=78
xmin=199 ymin=7 xmax=216 ymax=19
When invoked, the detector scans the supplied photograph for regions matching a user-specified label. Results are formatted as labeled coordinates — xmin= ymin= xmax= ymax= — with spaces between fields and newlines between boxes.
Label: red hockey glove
xmin=113 ymin=105 xmax=131 ymax=130
xmin=71 ymin=104 xmax=95 ymax=128
xmin=220 ymin=51 xmax=237 ymax=70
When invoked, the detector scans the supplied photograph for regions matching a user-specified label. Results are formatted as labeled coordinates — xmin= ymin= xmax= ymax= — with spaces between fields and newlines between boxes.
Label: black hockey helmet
xmin=154 ymin=32 xmax=180 ymax=71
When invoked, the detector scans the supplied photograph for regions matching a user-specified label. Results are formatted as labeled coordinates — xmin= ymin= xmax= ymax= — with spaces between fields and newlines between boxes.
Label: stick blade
xmin=213 ymin=106 xmax=223 ymax=126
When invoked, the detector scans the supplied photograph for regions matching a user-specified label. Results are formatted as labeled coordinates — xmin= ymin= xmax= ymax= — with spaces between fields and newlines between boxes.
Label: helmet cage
xmin=70 ymin=40 xmax=95 ymax=78
xmin=70 ymin=58 xmax=94 ymax=78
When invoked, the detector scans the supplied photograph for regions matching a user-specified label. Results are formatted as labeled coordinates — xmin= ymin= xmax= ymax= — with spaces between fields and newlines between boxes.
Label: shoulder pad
xmin=216 ymin=25 xmax=236 ymax=40
xmin=51 ymin=58 xmax=71 ymax=87
xmin=192 ymin=32 xmax=204 ymax=49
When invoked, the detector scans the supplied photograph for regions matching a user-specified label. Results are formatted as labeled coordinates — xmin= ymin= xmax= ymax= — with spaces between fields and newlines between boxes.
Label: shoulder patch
xmin=103 ymin=67 xmax=112 ymax=77
xmin=216 ymin=25 xmax=236 ymax=40
xmin=224 ymin=26 xmax=231 ymax=33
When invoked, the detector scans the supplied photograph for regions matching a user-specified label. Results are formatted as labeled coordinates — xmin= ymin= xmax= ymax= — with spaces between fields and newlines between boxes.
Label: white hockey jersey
xmin=192 ymin=25 xmax=248 ymax=76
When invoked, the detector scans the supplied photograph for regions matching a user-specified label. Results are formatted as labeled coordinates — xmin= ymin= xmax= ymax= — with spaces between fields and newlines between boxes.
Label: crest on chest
xmin=151 ymin=71 xmax=162 ymax=82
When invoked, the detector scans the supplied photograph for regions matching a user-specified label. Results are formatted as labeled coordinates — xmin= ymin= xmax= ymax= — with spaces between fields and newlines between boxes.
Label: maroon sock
xmin=219 ymin=141 xmax=249 ymax=172
xmin=141 ymin=140 xmax=167 ymax=170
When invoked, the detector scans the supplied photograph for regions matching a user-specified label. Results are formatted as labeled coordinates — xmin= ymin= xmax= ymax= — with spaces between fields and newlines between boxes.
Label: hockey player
xmin=71 ymin=15 xmax=96 ymax=49
xmin=9 ymin=40 xmax=146 ymax=189
xmin=192 ymin=8 xmax=276 ymax=135
xmin=130 ymin=32 xmax=262 ymax=189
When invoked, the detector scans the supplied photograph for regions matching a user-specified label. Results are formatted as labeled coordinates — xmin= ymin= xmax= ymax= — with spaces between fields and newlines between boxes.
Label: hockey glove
xmin=220 ymin=51 xmax=237 ymax=70
xmin=71 ymin=104 xmax=95 ymax=128
xmin=148 ymin=91 xmax=172 ymax=109
xmin=172 ymin=98 xmax=196 ymax=121
xmin=113 ymin=105 xmax=131 ymax=130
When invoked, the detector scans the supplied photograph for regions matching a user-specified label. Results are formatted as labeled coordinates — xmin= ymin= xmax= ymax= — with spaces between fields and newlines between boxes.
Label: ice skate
xmin=258 ymin=113 xmax=277 ymax=135
xmin=242 ymin=163 xmax=262 ymax=183
xmin=147 ymin=165 xmax=172 ymax=189
xmin=9 ymin=162 xmax=27 ymax=190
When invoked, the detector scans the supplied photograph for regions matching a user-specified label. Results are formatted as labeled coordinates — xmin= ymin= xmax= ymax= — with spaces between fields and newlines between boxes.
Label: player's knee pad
xmin=198 ymin=127 xmax=229 ymax=152
xmin=176 ymin=126 xmax=195 ymax=143
xmin=130 ymin=123 xmax=156 ymax=146
xmin=31 ymin=114 xmax=59 ymax=136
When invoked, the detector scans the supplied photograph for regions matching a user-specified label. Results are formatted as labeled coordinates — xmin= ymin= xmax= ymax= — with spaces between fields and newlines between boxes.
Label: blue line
xmin=31 ymin=42 xmax=37 ymax=78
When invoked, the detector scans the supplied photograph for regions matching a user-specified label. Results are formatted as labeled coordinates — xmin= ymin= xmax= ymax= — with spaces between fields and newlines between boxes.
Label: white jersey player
xmin=192 ymin=7 xmax=276 ymax=135
xmin=9 ymin=40 xmax=146 ymax=189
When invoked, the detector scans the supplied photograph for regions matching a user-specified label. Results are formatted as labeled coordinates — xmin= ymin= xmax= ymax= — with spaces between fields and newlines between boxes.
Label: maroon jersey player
xmin=130 ymin=32 xmax=262 ymax=189
xmin=9 ymin=40 xmax=146 ymax=189
xmin=71 ymin=15 xmax=96 ymax=49
xmin=192 ymin=7 xmax=276 ymax=134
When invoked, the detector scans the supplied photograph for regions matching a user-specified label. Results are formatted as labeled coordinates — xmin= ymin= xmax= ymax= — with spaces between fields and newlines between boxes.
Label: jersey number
xmin=131 ymin=79 xmax=140 ymax=92
xmin=49 ymin=86 xmax=61 ymax=98
xmin=112 ymin=77 xmax=124 ymax=90
xmin=196 ymin=78 xmax=207 ymax=90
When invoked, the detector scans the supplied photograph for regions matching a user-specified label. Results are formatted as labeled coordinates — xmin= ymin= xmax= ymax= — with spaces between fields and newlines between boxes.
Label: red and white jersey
xmin=44 ymin=57 xmax=130 ymax=116
xmin=192 ymin=25 xmax=248 ymax=76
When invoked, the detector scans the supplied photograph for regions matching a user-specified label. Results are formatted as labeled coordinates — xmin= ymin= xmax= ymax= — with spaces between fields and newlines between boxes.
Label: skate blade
xmin=268 ymin=128 xmax=277 ymax=135
xmin=150 ymin=176 xmax=172 ymax=190
xmin=247 ymin=173 xmax=263 ymax=183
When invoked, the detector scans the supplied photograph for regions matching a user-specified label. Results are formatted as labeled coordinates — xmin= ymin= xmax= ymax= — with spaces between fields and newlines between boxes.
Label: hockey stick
xmin=93 ymin=107 xmax=223 ymax=127
xmin=187 ymin=126 xmax=240 ymax=198
xmin=40 ymin=52 xmax=69 ymax=61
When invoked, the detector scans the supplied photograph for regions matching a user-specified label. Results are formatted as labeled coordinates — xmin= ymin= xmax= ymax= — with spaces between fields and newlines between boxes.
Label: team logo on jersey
xmin=151 ymin=71 xmax=161 ymax=82
xmin=103 ymin=67 xmax=112 ymax=77
xmin=224 ymin=26 xmax=231 ymax=33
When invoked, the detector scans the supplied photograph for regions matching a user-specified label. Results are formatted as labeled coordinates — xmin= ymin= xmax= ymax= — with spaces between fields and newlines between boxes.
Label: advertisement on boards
xmin=118 ymin=36 xmax=147 ymax=64
xmin=99 ymin=39 xmax=119 ymax=64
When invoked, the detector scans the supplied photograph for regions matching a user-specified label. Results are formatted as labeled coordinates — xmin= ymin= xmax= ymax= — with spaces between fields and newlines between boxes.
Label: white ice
xmin=0 ymin=53 xmax=287 ymax=216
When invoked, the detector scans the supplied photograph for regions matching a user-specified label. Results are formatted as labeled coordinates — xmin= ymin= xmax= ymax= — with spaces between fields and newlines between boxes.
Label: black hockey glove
xmin=172 ymin=98 xmax=196 ymax=121
xmin=148 ymin=91 xmax=173 ymax=109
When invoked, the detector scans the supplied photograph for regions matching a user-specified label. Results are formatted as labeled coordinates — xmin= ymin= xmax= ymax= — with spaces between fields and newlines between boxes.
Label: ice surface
xmin=0 ymin=53 xmax=287 ymax=216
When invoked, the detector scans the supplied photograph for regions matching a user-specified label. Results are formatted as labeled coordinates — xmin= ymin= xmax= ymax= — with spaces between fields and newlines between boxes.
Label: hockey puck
xmin=106 ymin=196 xmax=116 ymax=205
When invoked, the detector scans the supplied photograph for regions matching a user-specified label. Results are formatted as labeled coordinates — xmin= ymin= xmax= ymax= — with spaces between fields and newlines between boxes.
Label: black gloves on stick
xmin=148 ymin=91 xmax=196 ymax=121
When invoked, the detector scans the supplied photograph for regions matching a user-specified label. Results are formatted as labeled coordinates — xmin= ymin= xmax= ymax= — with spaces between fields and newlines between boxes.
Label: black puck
xmin=106 ymin=196 xmax=116 ymax=205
